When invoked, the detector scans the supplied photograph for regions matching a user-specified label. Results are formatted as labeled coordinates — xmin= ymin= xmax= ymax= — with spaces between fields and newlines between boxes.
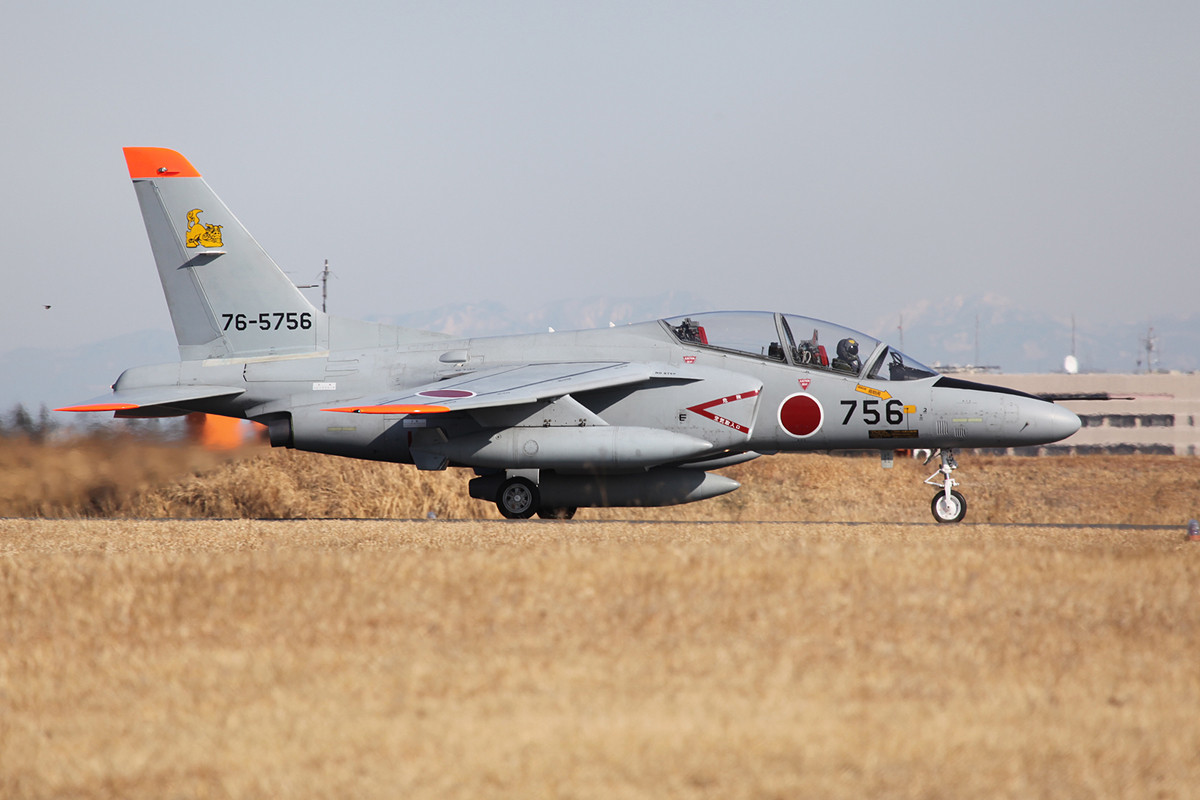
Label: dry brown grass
xmin=0 ymin=437 xmax=230 ymax=518
xmin=2 ymin=437 xmax=1197 ymax=524
xmin=2 ymin=519 xmax=1198 ymax=799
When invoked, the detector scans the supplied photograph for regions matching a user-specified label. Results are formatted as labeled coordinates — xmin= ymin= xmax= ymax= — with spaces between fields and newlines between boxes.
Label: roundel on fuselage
xmin=778 ymin=393 xmax=823 ymax=438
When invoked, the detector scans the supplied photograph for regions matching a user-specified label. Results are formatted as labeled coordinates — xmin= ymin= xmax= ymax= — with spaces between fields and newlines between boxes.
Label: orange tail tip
xmin=123 ymin=147 xmax=201 ymax=179
xmin=324 ymin=404 xmax=451 ymax=414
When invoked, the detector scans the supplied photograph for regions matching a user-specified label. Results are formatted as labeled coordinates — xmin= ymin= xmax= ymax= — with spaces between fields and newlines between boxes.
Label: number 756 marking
xmin=841 ymin=398 xmax=905 ymax=426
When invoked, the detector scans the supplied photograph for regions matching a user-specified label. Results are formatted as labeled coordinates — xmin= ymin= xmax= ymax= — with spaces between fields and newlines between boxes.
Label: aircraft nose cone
xmin=1008 ymin=396 xmax=1081 ymax=446
xmin=1041 ymin=402 xmax=1081 ymax=443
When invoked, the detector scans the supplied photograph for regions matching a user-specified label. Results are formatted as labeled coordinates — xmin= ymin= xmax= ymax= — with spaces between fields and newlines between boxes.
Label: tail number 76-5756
xmin=221 ymin=312 xmax=313 ymax=332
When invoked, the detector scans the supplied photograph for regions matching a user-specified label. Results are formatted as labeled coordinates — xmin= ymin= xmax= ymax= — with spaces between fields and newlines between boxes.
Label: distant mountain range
xmin=371 ymin=292 xmax=1199 ymax=376
xmin=4 ymin=292 xmax=1195 ymax=415
xmin=364 ymin=289 xmax=713 ymax=339
xmin=864 ymin=295 xmax=1199 ymax=376
xmin=0 ymin=329 xmax=178 ymax=419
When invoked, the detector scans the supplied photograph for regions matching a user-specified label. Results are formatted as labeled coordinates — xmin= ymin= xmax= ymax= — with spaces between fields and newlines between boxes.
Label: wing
xmin=325 ymin=362 xmax=687 ymax=415
xmin=57 ymin=385 xmax=246 ymax=414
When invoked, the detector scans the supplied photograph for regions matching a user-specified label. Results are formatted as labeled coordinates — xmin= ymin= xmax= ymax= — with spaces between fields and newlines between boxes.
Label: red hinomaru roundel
xmin=417 ymin=389 xmax=476 ymax=399
xmin=778 ymin=393 xmax=823 ymax=438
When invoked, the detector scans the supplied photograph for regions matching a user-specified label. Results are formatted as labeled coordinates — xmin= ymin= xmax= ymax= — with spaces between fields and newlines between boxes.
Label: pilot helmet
xmin=838 ymin=338 xmax=859 ymax=360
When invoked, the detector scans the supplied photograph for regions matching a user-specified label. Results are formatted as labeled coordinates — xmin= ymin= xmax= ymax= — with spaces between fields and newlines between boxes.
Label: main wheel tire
xmin=537 ymin=506 xmax=577 ymax=520
xmin=497 ymin=477 xmax=539 ymax=519
xmin=931 ymin=489 xmax=967 ymax=523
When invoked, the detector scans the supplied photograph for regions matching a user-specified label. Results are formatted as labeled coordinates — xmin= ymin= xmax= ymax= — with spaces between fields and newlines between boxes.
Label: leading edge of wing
xmin=326 ymin=362 xmax=685 ymax=415
xmin=57 ymin=384 xmax=246 ymax=413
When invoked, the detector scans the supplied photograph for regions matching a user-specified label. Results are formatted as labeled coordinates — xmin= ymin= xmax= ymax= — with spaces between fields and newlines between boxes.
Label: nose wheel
xmin=924 ymin=449 xmax=967 ymax=523
xmin=931 ymin=488 xmax=967 ymax=523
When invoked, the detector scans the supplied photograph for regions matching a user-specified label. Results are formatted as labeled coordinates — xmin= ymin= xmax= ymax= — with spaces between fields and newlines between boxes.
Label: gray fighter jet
xmin=61 ymin=148 xmax=1081 ymax=522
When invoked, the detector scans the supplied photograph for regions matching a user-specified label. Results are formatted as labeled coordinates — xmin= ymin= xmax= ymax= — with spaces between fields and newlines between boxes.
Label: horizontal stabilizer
xmin=57 ymin=385 xmax=245 ymax=413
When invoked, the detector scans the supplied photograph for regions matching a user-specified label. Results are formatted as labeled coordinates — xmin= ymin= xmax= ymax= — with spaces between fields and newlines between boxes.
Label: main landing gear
xmin=497 ymin=476 xmax=538 ymax=519
xmin=924 ymin=449 xmax=967 ymax=523
xmin=495 ymin=476 xmax=576 ymax=520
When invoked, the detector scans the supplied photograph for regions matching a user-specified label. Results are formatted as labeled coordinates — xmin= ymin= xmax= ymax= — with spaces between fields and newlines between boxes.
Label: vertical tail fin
xmin=124 ymin=147 xmax=324 ymax=360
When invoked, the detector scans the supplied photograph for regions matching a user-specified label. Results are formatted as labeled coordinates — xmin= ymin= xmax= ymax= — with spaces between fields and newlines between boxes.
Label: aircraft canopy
xmin=662 ymin=311 xmax=937 ymax=381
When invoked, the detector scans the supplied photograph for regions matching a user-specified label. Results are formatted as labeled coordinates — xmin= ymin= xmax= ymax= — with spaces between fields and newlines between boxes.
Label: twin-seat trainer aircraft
xmin=61 ymin=148 xmax=1081 ymax=522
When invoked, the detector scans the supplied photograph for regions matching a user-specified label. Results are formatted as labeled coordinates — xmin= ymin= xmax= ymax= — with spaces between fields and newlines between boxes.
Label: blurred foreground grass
xmin=2 ymin=519 xmax=1198 ymax=798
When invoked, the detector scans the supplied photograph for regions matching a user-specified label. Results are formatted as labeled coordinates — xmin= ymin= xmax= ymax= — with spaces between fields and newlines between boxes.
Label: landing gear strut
xmin=924 ymin=449 xmax=967 ymax=523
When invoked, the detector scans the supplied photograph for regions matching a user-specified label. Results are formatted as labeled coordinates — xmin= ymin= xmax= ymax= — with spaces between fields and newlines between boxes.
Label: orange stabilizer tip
xmin=324 ymin=404 xmax=451 ymax=415
xmin=123 ymin=147 xmax=200 ymax=179
xmin=56 ymin=403 xmax=140 ymax=413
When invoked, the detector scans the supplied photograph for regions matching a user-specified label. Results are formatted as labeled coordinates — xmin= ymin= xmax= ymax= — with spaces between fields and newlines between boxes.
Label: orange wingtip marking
xmin=56 ymin=403 xmax=140 ymax=413
xmin=323 ymin=404 xmax=451 ymax=414
xmin=123 ymin=147 xmax=201 ymax=179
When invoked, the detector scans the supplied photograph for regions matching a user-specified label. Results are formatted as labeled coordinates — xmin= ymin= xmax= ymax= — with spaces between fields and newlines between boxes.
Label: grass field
xmin=2 ymin=437 xmax=1199 ymax=524
xmin=2 ymin=519 xmax=1199 ymax=799
xmin=2 ymin=442 xmax=1199 ymax=797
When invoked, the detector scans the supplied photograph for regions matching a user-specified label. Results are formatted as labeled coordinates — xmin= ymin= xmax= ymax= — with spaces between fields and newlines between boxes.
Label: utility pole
xmin=297 ymin=260 xmax=335 ymax=311
xmin=319 ymin=261 xmax=333 ymax=314
xmin=974 ymin=313 xmax=980 ymax=367
xmin=319 ymin=259 xmax=333 ymax=313
xmin=1139 ymin=326 xmax=1158 ymax=373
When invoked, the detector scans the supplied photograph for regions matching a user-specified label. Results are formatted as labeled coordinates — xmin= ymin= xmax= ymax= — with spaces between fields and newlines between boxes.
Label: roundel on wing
xmin=417 ymin=389 xmax=475 ymax=399
xmin=778 ymin=393 xmax=823 ymax=438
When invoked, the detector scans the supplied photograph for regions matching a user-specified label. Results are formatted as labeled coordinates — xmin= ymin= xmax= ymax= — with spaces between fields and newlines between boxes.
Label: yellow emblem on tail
xmin=185 ymin=208 xmax=224 ymax=248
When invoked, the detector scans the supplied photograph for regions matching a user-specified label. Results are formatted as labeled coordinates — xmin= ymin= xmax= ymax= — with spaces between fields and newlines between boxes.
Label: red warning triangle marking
xmin=686 ymin=389 xmax=760 ymax=434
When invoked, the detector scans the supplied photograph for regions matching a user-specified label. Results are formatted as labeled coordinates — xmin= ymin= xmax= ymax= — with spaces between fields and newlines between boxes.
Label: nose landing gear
xmin=924 ymin=449 xmax=967 ymax=523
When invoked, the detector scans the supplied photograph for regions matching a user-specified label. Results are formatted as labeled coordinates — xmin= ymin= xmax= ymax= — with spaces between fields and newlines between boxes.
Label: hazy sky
xmin=3 ymin=1 xmax=1197 ymax=354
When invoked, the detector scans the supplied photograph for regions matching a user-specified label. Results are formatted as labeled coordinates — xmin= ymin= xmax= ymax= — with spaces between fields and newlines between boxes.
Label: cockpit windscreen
xmin=663 ymin=311 xmax=940 ymax=381
xmin=779 ymin=314 xmax=880 ymax=376
xmin=864 ymin=347 xmax=939 ymax=381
